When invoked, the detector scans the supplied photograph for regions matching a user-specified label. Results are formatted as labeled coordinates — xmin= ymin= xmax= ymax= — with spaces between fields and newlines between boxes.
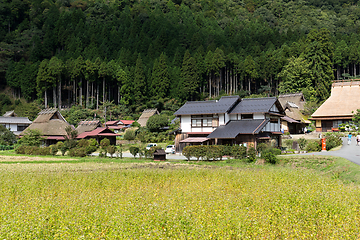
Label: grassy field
xmin=1 ymin=153 xmax=360 ymax=238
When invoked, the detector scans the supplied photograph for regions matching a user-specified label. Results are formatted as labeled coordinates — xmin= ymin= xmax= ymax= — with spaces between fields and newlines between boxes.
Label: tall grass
xmin=0 ymin=163 xmax=360 ymax=238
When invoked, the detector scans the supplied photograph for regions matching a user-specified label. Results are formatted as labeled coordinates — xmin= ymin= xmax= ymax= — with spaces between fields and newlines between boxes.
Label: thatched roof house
xmin=137 ymin=109 xmax=159 ymax=127
xmin=310 ymin=81 xmax=360 ymax=132
xmin=21 ymin=109 xmax=70 ymax=143
xmin=76 ymin=120 xmax=101 ymax=134
xmin=278 ymin=93 xmax=310 ymax=134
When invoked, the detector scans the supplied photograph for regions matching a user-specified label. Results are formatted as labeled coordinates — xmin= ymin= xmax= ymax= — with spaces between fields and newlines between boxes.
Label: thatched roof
xmin=76 ymin=120 xmax=102 ymax=134
xmin=311 ymin=81 xmax=360 ymax=119
xmin=278 ymin=93 xmax=306 ymax=110
xmin=21 ymin=109 xmax=69 ymax=136
xmin=137 ymin=109 xmax=159 ymax=127
xmin=3 ymin=110 xmax=17 ymax=117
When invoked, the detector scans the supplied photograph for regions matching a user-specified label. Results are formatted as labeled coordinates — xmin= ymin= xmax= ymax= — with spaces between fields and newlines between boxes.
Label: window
xmin=241 ymin=114 xmax=253 ymax=119
xmin=270 ymin=117 xmax=278 ymax=123
xmin=191 ymin=115 xmax=214 ymax=127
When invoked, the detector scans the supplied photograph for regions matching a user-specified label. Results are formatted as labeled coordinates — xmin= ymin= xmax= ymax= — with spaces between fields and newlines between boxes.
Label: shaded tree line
xmin=2 ymin=0 xmax=360 ymax=112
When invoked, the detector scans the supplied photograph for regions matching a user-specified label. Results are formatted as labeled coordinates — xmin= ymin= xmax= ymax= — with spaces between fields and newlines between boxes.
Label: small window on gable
xmin=241 ymin=114 xmax=253 ymax=120
xmin=270 ymin=117 xmax=278 ymax=123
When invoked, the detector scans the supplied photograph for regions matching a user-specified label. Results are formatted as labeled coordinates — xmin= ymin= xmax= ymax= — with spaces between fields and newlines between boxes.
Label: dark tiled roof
xmin=174 ymin=96 xmax=240 ymax=115
xmin=207 ymin=119 xmax=269 ymax=139
xmin=229 ymin=97 xmax=279 ymax=114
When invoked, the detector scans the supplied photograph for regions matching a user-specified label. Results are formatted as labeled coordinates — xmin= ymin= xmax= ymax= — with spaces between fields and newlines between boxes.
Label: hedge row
xmin=182 ymin=145 xmax=248 ymax=161
xmin=0 ymin=145 xmax=14 ymax=151
xmin=15 ymin=145 xmax=58 ymax=156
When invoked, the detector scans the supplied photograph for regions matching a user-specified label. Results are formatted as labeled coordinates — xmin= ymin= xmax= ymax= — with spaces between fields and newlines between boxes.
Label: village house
xmin=76 ymin=127 xmax=120 ymax=145
xmin=20 ymin=109 xmax=70 ymax=145
xmin=76 ymin=120 xmax=102 ymax=134
xmin=310 ymin=80 xmax=360 ymax=132
xmin=137 ymin=109 xmax=159 ymax=127
xmin=278 ymin=93 xmax=311 ymax=134
xmin=174 ymin=96 xmax=284 ymax=152
xmin=0 ymin=110 xmax=32 ymax=135
xmin=105 ymin=119 xmax=134 ymax=132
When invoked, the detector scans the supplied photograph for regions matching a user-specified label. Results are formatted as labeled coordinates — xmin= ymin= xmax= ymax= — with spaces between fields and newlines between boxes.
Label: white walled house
xmin=0 ymin=111 xmax=32 ymax=135
xmin=174 ymin=96 xmax=284 ymax=152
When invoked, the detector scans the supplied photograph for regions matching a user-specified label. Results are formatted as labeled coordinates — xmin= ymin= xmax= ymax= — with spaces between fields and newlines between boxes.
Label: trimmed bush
xmin=49 ymin=145 xmax=58 ymax=156
xmin=231 ymin=145 xmax=247 ymax=159
xmin=247 ymin=147 xmax=257 ymax=163
xmin=298 ymin=138 xmax=307 ymax=150
xmin=305 ymin=139 xmax=321 ymax=152
xmin=325 ymin=134 xmax=342 ymax=151
xmin=263 ymin=152 xmax=278 ymax=164
xmin=107 ymin=145 xmax=116 ymax=157
xmin=129 ymin=146 xmax=140 ymax=158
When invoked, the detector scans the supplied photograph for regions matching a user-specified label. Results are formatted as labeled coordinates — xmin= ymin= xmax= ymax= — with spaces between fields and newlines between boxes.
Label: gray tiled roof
xmin=0 ymin=117 xmax=32 ymax=124
xmin=207 ymin=119 xmax=269 ymax=139
xmin=174 ymin=96 xmax=240 ymax=115
xmin=229 ymin=97 xmax=279 ymax=114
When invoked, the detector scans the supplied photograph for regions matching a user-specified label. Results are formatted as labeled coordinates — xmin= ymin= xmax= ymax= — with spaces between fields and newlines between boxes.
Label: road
xmin=300 ymin=137 xmax=360 ymax=165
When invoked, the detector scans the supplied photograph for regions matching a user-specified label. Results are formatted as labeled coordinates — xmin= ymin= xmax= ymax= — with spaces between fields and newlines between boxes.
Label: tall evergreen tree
xmin=133 ymin=54 xmax=147 ymax=105
xmin=179 ymin=50 xmax=199 ymax=101
xmin=303 ymin=28 xmax=334 ymax=101
xmin=150 ymin=53 xmax=170 ymax=99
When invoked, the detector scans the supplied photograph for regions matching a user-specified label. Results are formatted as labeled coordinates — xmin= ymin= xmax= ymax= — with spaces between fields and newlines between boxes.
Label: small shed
xmin=153 ymin=149 xmax=166 ymax=161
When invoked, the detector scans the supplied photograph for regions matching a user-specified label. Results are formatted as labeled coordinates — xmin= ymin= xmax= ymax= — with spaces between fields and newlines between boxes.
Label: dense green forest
xmin=1 ymin=0 xmax=360 ymax=115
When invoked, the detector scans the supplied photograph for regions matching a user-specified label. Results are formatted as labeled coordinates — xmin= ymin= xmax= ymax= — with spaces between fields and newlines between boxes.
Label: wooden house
xmin=174 ymin=96 xmax=284 ymax=152
xmin=20 ymin=109 xmax=70 ymax=145
xmin=0 ymin=111 xmax=32 ymax=135
xmin=310 ymin=80 xmax=360 ymax=132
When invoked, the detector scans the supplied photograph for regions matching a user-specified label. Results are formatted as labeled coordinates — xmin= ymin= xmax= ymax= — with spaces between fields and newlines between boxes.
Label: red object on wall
xmin=322 ymin=138 xmax=326 ymax=151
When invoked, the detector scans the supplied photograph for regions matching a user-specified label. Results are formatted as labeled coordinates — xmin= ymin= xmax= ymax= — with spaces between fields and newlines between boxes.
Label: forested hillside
xmin=1 ymin=0 xmax=360 ymax=114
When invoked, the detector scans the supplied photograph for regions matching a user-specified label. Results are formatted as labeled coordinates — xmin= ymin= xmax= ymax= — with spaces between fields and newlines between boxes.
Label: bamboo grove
xmin=2 ymin=0 xmax=360 ymax=111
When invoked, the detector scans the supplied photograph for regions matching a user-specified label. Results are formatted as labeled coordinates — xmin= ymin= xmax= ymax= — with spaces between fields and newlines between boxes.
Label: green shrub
xmin=256 ymin=143 xmax=270 ymax=154
xmin=129 ymin=146 xmax=140 ymax=158
xmin=49 ymin=145 xmax=58 ymax=156
xmin=100 ymin=138 xmax=110 ymax=156
xmin=77 ymin=139 xmax=89 ymax=148
xmin=182 ymin=146 xmax=192 ymax=161
xmin=107 ymin=145 xmax=116 ymax=157
xmin=15 ymin=145 xmax=27 ymax=154
xmin=263 ymin=152 xmax=278 ymax=164
xmin=325 ymin=134 xmax=342 ymax=151
xmin=68 ymin=147 xmax=86 ymax=157
xmin=283 ymin=140 xmax=293 ymax=149
xmin=38 ymin=147 xmax=51 ymax=156
xmin=231 ymin=145 xmax=247 ymax=159
xmin=305 ymin=139 xmax=321 ymax=152
xmin=298 ymin=137 xmax=307 ymax=150
xmin=247 ymin=147 xmax=257 ymax=163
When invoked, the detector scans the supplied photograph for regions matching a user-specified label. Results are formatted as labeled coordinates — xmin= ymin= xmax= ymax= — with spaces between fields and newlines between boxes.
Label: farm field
xmin=1 ymin=155 xmax=360 ymax=238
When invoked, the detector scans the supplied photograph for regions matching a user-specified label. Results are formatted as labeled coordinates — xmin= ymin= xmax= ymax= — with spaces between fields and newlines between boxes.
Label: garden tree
xmin=352 ymin=109 xmax=360 ymax=129
xmin=302 ymin=28 xmax=334 ymax=101
xmin=64 ymin=126 xmax=78 ymax=150
xmin=0 ymin=125 xmax=16 ymax=145
xmin=100 ymin=138 xmax=110 ymax=156
xmin=18 ymin=129 xmax=44 ymax=147
xmin=278 ymin=57 xmax=316 ymax=102
xmin=146 ymin=114 xmax=169 ymax=132
xmin=48 ymin=56 xmax=64 ymax=109
xmin=179 ymin=50 xmax=199 ymax=101
xmin=150 ymin=53 xmax=170 ymax=99
xmin=124 ymin=129 xmax=136 ymax=141
xmin=133 ymin=54 xmax=147 ymax=105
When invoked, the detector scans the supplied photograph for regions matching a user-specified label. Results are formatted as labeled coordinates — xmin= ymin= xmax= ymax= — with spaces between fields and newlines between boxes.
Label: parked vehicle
xmin=165 ymin=145 xmax=175 ymax=154
xmin=146 ymin=143 xmax=157 ymax=150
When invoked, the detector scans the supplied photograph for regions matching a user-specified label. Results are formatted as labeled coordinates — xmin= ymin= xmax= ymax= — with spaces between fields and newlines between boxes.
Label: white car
xmin=165 ymin=145 xmax=175 ymax=154
xmin=146 ymin=143 xmax=157 ymax=150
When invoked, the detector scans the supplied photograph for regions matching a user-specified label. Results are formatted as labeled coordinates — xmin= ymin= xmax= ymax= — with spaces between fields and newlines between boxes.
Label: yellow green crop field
xmin=1 ymin=160 xmax=360 ymax=239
